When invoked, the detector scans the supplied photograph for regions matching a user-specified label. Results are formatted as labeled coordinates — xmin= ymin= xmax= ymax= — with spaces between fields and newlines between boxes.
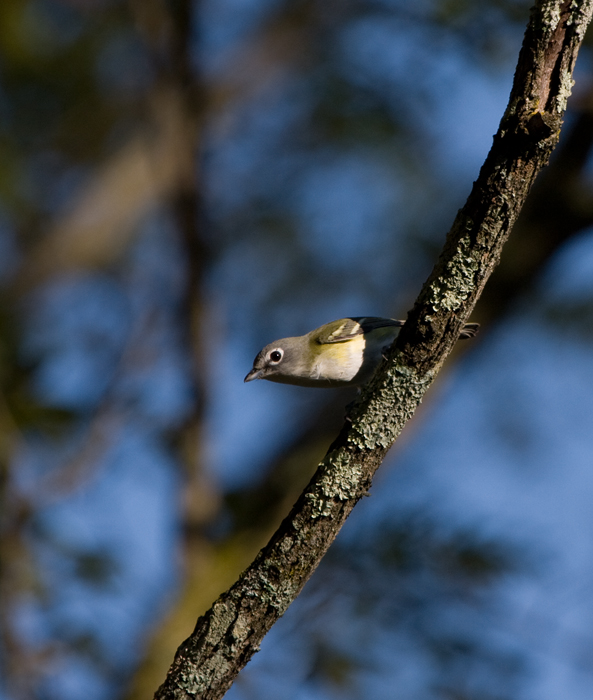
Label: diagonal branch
xmin=154 ymin=2 xmax=593 ymax=698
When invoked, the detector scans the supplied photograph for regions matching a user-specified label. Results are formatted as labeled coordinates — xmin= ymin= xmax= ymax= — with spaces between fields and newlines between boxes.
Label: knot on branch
xmin=523 ymin=110 xmax=562 ymax=141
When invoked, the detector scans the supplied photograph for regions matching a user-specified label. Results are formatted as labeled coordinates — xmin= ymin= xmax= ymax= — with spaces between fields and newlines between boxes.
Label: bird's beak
xmin=244 ymin=368 xmax=263 ymax=383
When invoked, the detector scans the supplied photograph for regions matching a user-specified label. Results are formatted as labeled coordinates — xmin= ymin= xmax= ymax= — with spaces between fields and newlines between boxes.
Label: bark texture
xmin=154 ymin=2 xmax=593 ymax=698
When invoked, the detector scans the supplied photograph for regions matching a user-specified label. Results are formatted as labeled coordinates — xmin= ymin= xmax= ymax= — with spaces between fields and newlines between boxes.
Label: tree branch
xmin=154 ymin=2 xmax=593 ymax=698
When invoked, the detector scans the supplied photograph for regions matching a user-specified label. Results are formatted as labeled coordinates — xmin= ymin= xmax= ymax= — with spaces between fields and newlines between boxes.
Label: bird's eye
xmin=269 ymin=349 xmax=283 ymax=363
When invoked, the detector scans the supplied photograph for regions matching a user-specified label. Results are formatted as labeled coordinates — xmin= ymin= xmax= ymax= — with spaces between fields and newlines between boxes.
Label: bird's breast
xmin=314 ymin=336 xmax=366 ymax=382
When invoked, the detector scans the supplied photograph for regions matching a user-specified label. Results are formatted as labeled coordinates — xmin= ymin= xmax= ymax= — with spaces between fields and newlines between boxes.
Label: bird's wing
xmin=315 ymin=317 xmax=405 ymax=344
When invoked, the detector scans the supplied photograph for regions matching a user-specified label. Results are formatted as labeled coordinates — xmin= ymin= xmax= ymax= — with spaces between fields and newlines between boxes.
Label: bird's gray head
xmin=244 ymin=341 xmax=293 ymax=383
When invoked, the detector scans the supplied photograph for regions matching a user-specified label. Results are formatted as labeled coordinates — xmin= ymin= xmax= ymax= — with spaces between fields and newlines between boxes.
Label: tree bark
xmin=154 ymin=1 xmax=593 ymax=698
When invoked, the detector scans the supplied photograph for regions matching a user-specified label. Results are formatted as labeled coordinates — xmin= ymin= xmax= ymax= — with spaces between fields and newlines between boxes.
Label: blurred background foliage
xmin=1 ymin=0 xmax=593 ymax=699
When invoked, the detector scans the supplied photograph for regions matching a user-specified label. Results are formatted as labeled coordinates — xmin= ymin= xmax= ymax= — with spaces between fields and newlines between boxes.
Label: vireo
xmin=245 ymin=316 xmax=479 ymax=388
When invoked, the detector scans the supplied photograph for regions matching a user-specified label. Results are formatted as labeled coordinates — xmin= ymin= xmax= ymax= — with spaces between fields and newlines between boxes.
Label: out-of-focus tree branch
xmin=16 ymin=87 xmax=191 ymax=289
xmin=14 ymin=0 xmax=324 ymax=292
xmin=123 ymin=1 xmax=219 ymax=697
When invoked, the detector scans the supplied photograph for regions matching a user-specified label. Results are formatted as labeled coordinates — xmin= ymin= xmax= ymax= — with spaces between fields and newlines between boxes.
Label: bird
xmin=244 ymin=316 xmax=479 ymax=388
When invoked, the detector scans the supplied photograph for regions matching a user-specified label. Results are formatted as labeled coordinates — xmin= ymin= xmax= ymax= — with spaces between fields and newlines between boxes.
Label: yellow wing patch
xmin=315 ymin=318 xmax=365 ymax=344
xmin=325 ymin=320 xmax=361 ymax=343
